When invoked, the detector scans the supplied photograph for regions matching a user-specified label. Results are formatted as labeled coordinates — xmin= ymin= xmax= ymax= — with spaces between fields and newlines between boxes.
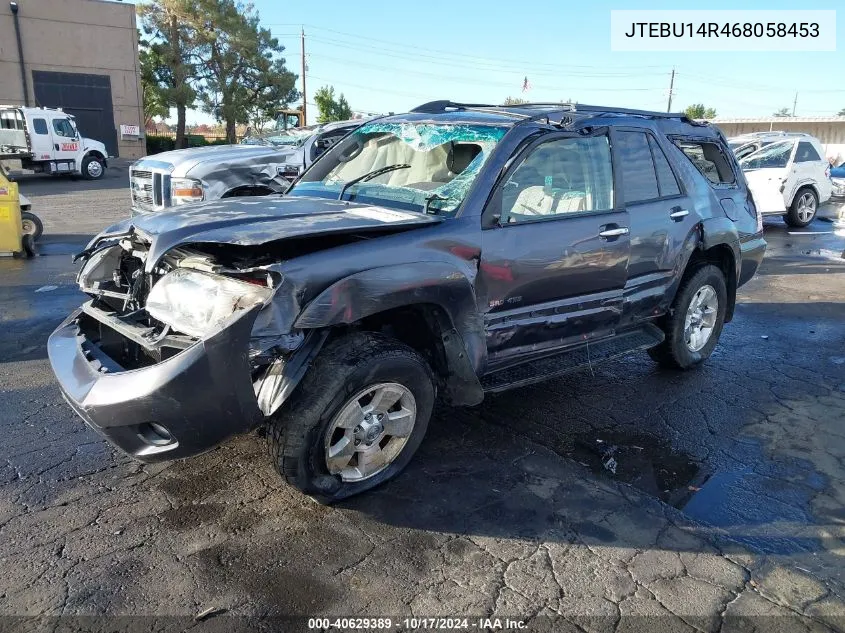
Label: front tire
xmin=267 ymin=332 xmax=435 ymax=504
xmin=784 ymin=187 xmax=817 ymax=228
xmin=20 ymin=211 xmax=43 ymax=241
xmin=81 ymin=155 xmax=105 ymax=180
xmin=648 ymin=264 xmax=727 ymax=369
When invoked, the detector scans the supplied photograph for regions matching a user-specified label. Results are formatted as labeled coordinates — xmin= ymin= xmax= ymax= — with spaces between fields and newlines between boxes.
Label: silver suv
xmin=129 ymin=120 xmax=364 ymax=215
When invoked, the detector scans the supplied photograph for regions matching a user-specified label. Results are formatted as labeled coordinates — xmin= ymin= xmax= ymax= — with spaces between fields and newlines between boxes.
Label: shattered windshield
xmin=241 ymin=128 xmax=312 ymax=147
xmin=288 ymin=122 xmax=507 ymax=214
xmin=739 ymin=140 xmax=794 ymax=170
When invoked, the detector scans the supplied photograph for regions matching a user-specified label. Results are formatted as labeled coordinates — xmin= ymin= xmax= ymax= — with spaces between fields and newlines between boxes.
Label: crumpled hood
xmin=89 ymin=196 xmax=442 ymax=271
xmin=133 ymin=144 xmax=296 ymax=177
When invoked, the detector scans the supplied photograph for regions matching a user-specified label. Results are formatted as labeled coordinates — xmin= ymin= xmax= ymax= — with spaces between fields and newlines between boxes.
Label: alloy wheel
xmin=684 ymin=284 xmax=718 ymax=352
xmin=324 ymin=382 xmax=417 ymax=482
xmin=796 ymin=192 xmax=817 ymax=223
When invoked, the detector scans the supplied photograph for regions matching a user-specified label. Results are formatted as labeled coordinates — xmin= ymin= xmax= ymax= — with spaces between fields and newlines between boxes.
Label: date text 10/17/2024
xmin=307 ymin=617 xmax=528 ymax=630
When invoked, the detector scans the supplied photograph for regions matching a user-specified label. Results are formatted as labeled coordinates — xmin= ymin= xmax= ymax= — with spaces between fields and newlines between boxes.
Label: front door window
xmin=501 ymin=136 xmax=614 ymax=222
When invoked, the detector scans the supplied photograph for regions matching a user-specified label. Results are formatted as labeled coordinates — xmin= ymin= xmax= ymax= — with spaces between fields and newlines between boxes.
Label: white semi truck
xmin=0 ymin=106 xmax=109 ymax=179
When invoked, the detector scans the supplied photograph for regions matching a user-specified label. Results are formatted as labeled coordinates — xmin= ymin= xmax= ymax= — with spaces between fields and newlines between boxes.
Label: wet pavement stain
xmin=565 ymin=431 xmax=702 ymax=505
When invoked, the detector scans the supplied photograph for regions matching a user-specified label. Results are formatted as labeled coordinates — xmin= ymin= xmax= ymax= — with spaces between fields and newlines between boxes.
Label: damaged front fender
xmin=294 ymin=262 xmax=486 ymax=374
xmin=293 ymin=262 xmax=486 ymax=406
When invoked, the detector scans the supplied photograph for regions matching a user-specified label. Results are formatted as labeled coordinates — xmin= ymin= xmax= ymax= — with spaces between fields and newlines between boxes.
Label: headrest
xmin=447 ymin=143 xmax=481 ymax=175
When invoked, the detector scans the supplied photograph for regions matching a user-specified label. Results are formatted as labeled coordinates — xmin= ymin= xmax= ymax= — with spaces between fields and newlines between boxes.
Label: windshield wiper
xmin=338 ymin=164 xmax=410 ymax=201
xmin=424 ymin=192 xmax=449 ymax=215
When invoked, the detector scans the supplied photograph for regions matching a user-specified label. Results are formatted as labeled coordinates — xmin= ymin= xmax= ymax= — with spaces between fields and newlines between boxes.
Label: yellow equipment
xmin=276 ymin=108 xmax=304 ymax=130
xmin=0 ymin=169 xmax=31 ymax=257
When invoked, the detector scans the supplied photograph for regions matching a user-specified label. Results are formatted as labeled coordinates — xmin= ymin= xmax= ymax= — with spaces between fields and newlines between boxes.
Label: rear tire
xmin=648 ymin=264 xmax=727 ymax=369
xmin=784 ymin=187 xmax=817 ymax=228
xmin=267 ymin=332 xmax=435 ymax=504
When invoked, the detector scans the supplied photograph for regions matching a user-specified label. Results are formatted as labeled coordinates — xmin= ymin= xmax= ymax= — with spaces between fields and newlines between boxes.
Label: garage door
xmin=32 ymin=71 xmax=119 ymax=157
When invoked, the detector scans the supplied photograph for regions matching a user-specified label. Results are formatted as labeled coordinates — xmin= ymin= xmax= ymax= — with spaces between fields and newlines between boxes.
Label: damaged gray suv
xmin=48 ymin=101 xmax=766 ymax=502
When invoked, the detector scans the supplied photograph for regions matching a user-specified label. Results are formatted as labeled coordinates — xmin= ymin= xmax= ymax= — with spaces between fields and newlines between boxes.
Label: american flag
xmin=522 ymin=76 xmax=531 ymax=92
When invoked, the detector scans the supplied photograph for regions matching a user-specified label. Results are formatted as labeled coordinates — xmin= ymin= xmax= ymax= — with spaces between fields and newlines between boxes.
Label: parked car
xmin=128 ymin=119 xmax=364 ymax=215
xmin=727 ymin=131 xmax=813 ymax=161
xmin=739 ymin=136 xmax=832 ymax=227
xmin=48 ymin=101 xmax=765 ymax=502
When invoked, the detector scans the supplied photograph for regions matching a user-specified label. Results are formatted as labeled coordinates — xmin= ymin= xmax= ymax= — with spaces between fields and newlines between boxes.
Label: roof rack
xmin=410 ymin=100 xmax=534 ymax=119
xmin=411 ymin=100 xmax=692 ymax=124
xmin=539 ymin=103 xmax=690 ymax=121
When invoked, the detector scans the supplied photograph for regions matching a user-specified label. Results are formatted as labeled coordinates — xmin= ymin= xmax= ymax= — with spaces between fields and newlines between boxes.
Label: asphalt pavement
xmin=0 ymin=168 xmax=843 ymax=632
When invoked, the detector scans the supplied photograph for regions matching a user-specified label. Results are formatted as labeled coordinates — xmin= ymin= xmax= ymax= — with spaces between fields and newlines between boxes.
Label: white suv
xmin=739 ymin=135 xmax=832 ymax=227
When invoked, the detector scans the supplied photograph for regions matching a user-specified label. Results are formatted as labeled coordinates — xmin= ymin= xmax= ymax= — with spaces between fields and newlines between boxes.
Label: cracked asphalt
xmin=1 ymin=165 xmax=844 ymax=632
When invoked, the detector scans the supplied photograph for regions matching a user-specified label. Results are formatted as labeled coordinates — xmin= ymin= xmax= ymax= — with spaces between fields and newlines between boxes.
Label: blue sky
xmin=182 ymin=0 xmax=844 ymax=126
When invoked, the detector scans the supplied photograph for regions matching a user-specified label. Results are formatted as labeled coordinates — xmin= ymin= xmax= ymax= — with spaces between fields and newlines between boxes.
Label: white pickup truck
xmin=0 ymin=106 xmax=109 ymax=179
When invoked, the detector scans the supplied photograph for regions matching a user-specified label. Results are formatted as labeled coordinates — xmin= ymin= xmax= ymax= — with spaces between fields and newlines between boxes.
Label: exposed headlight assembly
xmin=146 ymin=269 xmax=272 ymax=338
xmin=832 ymin=178 xmax=845 ymax=197
xmin=170 ymin=177 xmax=204 ymax=206
xmin=77 ymin=244 xmax=122 ymax=290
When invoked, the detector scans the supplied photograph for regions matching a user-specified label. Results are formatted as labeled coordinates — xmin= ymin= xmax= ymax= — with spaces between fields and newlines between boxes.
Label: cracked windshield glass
xmin=288 ymin=122 xmax=506 ymax=214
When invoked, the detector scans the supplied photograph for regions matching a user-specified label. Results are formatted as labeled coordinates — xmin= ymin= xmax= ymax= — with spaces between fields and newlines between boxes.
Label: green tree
xmin=773 ymin=107 xmax=792 ymax=117
xmin=314 ymin=85 xmax=353 ymax=123
xmin=137 ymin=0 xmax=199 ymax=148
xmin=192 ymin=0 xmax=298 ymax=143
xmin=684 ymin=104 xmax=717 ymax=119
xmin=139 ymin=42 xmax=169 ymax=127
xmin=837 ymin=107 xmax=845 ymax=116
xmin=503 ymin=96 xmax=527 ymax=105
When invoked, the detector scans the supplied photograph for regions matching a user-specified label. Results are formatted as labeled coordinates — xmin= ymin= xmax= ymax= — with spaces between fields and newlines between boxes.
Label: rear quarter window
xmin=32 ymin=118 xmax=48 ymax=135
xmin=795 ymin=142 xmax=822 ymax=162
xmin=674 ymin=140 xmax=736 ymax=186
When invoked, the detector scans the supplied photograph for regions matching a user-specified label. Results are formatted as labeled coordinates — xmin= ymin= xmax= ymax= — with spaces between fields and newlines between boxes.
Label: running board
xmin=481 ymin=324 xmax=665 ymax=393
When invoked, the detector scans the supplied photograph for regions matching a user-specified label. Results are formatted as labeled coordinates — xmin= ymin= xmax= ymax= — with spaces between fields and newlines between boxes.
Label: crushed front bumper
xmin=47 ymin=307 xmax=263 ymax=463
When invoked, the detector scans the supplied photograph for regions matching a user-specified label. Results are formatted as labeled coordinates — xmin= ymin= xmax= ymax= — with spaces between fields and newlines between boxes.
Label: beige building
xmin=0 ymin=0 xmax=144 ymax=159
xmin=712 ymin=117 xmax=845 ymax=165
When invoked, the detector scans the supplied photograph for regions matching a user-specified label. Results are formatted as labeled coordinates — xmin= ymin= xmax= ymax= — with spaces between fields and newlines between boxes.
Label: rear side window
xmin=616 ymin=131 xmax=659 ymax=203
xmin=675 ymin=140 xmax=735 ymax=185
xmin=32 ymin=118 xmax=48 ymax=135
xmin=647 ymin=136 xmax=681 ymax=197
xmin=795 ymin=142 xmax=821 ymax=162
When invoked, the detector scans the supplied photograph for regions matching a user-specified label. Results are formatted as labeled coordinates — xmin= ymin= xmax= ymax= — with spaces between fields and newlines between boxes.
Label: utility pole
xmin=792 ymin=92 xmax=798 ymax=117
xmin=300 ymin=27 xmax=307 ymax=125
xmin=666 ymin=67 xmax=675 ymax=112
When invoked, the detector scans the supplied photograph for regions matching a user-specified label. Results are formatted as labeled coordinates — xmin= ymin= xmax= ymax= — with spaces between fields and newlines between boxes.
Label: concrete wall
xmin=0 ymin=0 xmax=145 ymax=159
xmin=714 ymin=119 xmax=845 ymax=166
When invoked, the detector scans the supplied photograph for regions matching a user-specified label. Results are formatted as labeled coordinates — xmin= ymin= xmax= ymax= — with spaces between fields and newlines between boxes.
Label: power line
xmin=306 ymin=35 xmax=666 ymax=78
xmin=265 ymin=23 xmax=667 ymax=74
xmin=306 ymin=74 xmax=433 ymax=100
xmin=304 ymin=52 xmax=663 ymax=92
xmin=678 ymin=72 xmax=845 ymax=94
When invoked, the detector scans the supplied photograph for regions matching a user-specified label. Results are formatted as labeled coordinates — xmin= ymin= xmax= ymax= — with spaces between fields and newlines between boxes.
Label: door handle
xmin=598 ymin=227 xmax=629 ymax=238
xmin=54 ymin=144 xmax=59 ymax=151
xmin=669 ymin=208 xmax=689 ymax=220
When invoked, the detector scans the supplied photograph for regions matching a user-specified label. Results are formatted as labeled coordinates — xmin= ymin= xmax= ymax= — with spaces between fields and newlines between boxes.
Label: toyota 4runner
xmin=48 ymin=101 xmax=766 ymax=502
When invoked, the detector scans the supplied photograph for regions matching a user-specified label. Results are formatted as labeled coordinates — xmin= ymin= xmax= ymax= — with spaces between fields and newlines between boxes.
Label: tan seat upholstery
xmin=512 ymin=186 xmax=589 ymax=216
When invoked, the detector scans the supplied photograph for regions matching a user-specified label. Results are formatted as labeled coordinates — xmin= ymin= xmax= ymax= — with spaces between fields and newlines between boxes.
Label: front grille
xmin=129 ymin=168 xmax=168 ymax=212
xmin=130 ymin=168 xmax=155 ymax=212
